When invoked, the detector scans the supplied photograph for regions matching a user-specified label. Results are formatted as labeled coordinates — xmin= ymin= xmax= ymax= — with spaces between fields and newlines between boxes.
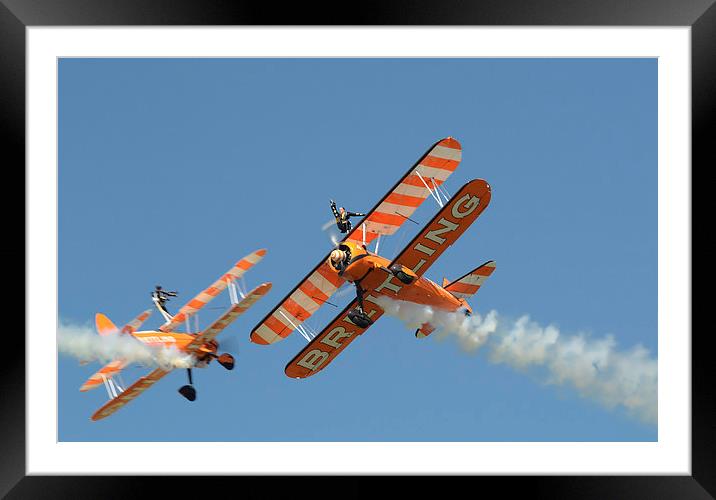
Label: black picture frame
xmin=4 ymin=0 xmax=708 ymax=496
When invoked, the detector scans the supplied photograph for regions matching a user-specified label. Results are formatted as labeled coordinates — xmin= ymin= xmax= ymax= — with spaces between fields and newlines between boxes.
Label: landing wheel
xmin=218 ymin=353 xmax=235 ymax=371
xmin=348 ymin=308 xmax=373 ymax=328
xmin=390 ymin=264 xmax=415 ymax=285
xmin=178 ymin=385 xmax=196 ymax=401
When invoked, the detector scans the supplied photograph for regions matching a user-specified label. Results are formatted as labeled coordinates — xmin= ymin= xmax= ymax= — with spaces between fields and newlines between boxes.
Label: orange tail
xmin=95 ymin=313 xmax=119 ymax=336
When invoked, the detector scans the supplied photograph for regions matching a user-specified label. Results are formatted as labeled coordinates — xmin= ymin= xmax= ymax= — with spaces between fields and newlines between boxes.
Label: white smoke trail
xmin=374 ymin=296 xmax=657 ymax=425
xmin=58 ymin=321 xmax=196 ymax=370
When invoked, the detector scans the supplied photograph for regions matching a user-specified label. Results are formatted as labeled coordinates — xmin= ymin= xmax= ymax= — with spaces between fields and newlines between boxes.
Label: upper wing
xmin=160 ymin=249 xmax=266 ymax=333
xmin=90 ymin=368 xmax=171 ymax=421
xmin=251 ymin=138 xmax=461 ymax=345
xmin=284 ymin=297 xmax=385 ymax=379
xmin=344 ymin=137 xmax=462 ymax=246
xmin=186 ymin=282 xmax=272 ymax=351
xmin=389 ymin=179 xmax=492 ymax=279
xmin=251 ymin=261 xmax=345 ymax=345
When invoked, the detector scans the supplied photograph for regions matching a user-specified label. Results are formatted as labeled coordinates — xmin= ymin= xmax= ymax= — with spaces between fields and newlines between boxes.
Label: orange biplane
xmin=82 ymin=249 xmax=271 ymax=421
xmin=250 ymin=138 xmax=496 ymax=378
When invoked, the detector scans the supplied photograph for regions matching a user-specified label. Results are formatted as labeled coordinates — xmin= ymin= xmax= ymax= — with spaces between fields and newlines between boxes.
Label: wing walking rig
xmin=250 ymin=137 xmax=496 ymax=379
xmin=82 ymin=249 xmax=271 ymax=421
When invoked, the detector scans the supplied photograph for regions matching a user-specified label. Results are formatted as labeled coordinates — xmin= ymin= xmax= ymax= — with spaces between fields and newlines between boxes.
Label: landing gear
xmin=178 ymin=368 xmax=197 ymax=401
xmin=349 ymin=284 xmax=373 ymax=328
xmin=178 ymin=385 xmax=196 ymax=401
xmin=348 ymin=308 xmax=373 ymax=328
xmin=217 ymin=353 xmax=235 ymax=370
xmin=389 ymin=264 xmax=415 ymax=285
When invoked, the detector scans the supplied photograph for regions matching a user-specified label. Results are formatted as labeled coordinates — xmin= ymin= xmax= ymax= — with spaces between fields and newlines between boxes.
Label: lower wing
xmin=390 ymin=179 xmax=492 ymax=278
xmin=284 ymin=298 xmax=385 ymax=379
xmin=91 ymin=368 xmax=171 ymax=421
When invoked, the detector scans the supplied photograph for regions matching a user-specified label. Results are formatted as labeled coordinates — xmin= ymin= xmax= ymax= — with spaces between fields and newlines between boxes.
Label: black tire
xmin=178 ymin=385 xmax=197 ymax=401
xmin=218 ymin=354 xmax=235 ymax=371
xmin=395 ymin=270 xmax=414 ymax=285
xmin=390 ymin=264 xmax=414 ymax=284
xmin=348 ymin=309 xmax=373 ymax=328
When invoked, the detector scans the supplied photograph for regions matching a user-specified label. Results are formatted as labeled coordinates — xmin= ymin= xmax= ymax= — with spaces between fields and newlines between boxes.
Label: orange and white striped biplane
xmin=250 ymin=138 xmax=496 ymax=378
xmin=82 ymin=249 xmax=271 ymax=421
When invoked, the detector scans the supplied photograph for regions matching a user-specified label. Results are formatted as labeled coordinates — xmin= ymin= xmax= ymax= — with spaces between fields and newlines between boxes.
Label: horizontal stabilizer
xmin=121 ymin=309 xmax=153 ymax=335
xmin=444 ymin=260 xmax=496 ymax=299
xmin=415 ymin=322 xmax=436 ymax=339
xmin=80 ymin=360 xmax=127 ymax=392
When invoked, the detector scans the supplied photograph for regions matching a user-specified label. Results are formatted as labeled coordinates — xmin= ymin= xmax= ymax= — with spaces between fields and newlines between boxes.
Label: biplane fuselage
xmin=83 ymin=249 xmax=271 ymax=421
xmin=131 ymin=331 xmax=219 ymax=366
xmin=330 ymin=241 xmax=472 ymax=314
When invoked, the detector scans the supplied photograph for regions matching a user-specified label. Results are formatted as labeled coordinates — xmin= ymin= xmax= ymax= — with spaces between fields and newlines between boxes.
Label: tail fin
xmin=415 ymin=262 xmax=495 ymax=340
xmin=95 ymin=309 xmax=152 ymax=337
xmin=95 ymin=313 xmax=119 ymax=336
xmin=443 ymin=260 xmax=496 ymax=300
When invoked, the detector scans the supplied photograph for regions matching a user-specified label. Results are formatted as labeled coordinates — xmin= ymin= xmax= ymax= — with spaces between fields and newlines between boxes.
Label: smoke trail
xmin=58 ymin=321 xmax=195 ymax=370
xmin=374 ymin=296 xmax=657 ymax=425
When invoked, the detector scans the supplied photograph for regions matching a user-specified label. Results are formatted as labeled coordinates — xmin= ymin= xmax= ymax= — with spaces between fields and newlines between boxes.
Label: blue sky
xmin=58 ymin=58 xmax=657 ymax=441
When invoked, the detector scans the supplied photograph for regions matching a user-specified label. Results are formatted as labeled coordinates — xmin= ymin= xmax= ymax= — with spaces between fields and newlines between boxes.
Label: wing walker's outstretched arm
xmin=330 ymin=200 xmax=366 ymax=234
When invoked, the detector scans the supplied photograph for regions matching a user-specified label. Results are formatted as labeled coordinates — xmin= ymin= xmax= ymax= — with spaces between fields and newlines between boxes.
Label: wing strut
xmin=436 ymin=181 xmax=451 ymax=203
xmin=101 ymin=374 xmax=121 ymax=399
xmin=416 ymin=171 xmax=444 ymax=208
xmin=278 ymin=310 xmax=314 ymax=342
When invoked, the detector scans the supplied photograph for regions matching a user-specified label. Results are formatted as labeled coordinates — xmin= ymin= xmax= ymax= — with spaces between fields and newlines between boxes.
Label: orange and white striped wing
xmin=91 ymin=368 xmax=171 ymax=421
xmin=79 ymin=359 xmax=128 ymax=392
xmin=444 ymin=261 xmax=496 ymax=299
xmin=121 ymin=309 xmax=152 ymax=335
xmin=251 ymin=261 xmax=345 ymax=345
xmin=160 ymin=249 xmax=266 ymax=333
xmin=187 ymin=282 xmax=272 ymax=350
xmin=344 ymin=137 xmax=462 ymax=246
